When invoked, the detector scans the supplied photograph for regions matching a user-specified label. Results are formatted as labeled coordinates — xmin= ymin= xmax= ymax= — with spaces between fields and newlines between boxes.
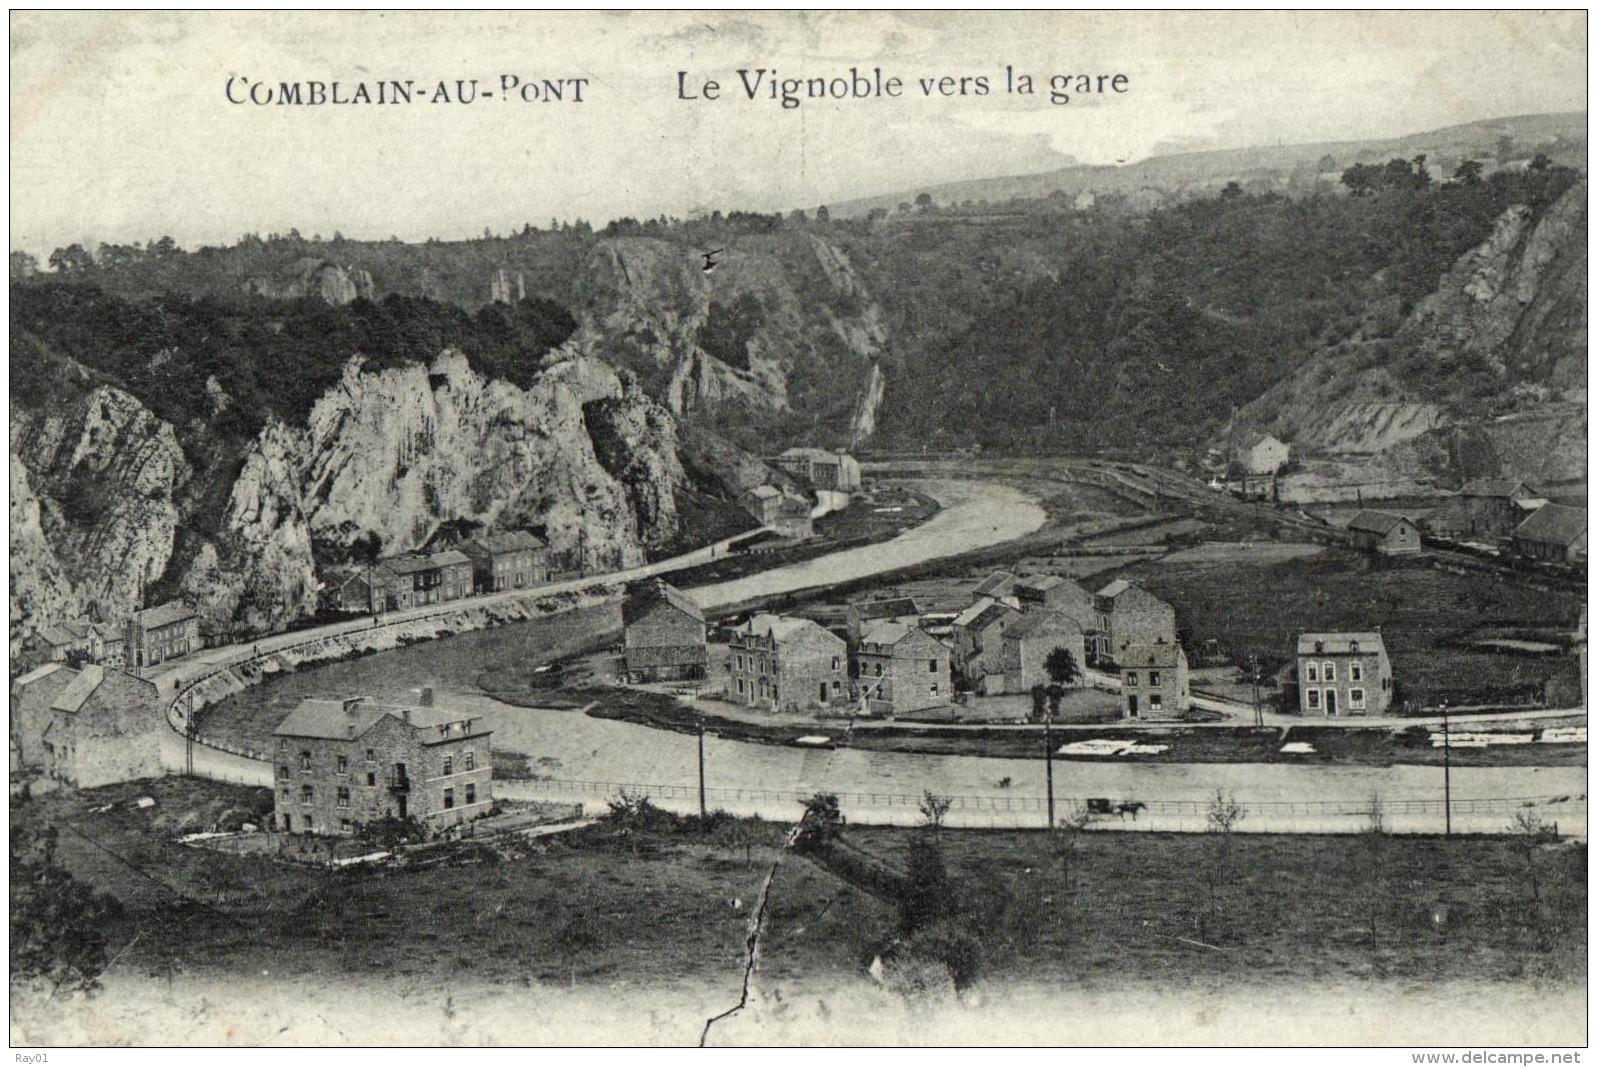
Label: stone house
xmin=971 ymin=570 xmax=1021 ymax=602
xmin=40 ymin=666 xmax=164 ymax=789
xmin=1119 ymin=643 xmax=1190 ymax=720
xmin=124 ymin=601 xmax=201 ymax=669
xmin=1013 ymin=574 xmax=1097 ymax=630
xmin=950 ymin=597 xmax=1019 ymax=691
xmin=322 ymin=568 xmax=376 ymax=614
xmin=998 ymin=611 xmax=1087 ymax=696
xmin=622 ymin=579 xmax=708 ymax=683
xmin=846 ymin=596 xmax=921 ymax=648
xmin=1234 ymin=431 xmax=1290 ymax=475
xmin=1345 ymin=510 xmax=1423 ymax=556
xmin=32 ymin=617 xmax=110 ymax=665
xmin=1295 ymin=632 xmax=1393 ymax=717
xmin=727 ymin=614 xmax=848 ymax=713
xmin=369 ymin=550 xmax=475 ymax=611
xmin=461 ymin=530 xmax=549 ymax=593
xmin=1430 ymin=478 xmax=1540 ymax=541
xmin=1090 ymin=579 xmax=1178 ymax=666
xmin=11 ymin=662 xmax=77 ymax=771
xmin=272 ymin=691 xmax=493 ymax=835
xmin=855 ymin=623 xmax=951 ymax=716
xmin=1512 ymin=503 xmax=1587 ymax=565
xmin=772 ymin=448 xmax=863 ymax=492
xmin=740 ymin=484 xmax=815 ymax=538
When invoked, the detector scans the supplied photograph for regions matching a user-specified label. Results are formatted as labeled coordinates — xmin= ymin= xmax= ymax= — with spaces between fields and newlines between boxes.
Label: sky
xmin=8 ymin=10 xmax=1587 ymax=257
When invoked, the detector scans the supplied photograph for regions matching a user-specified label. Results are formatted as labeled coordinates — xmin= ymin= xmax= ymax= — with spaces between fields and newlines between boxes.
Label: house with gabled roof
xmin=40 ymin=666 xmax=164 ymax=788
xmin=1119 ymin=643 xmax=1190 ymax=720
xmin=855 ymin=623 xmax=950 ymax=716
xmin=272 ymin=691 xmax=492 ymax=835
xmin=1345 ymin=510 xmax=1423 ymax=556
xmin=461 ymin=530 xmax=549 ymax=593
xmin=1234 ymin=431 xmax=1290 ymax=475
xmin=998 ymin=611 xmax=1087 ymax=696
xmin=124 ymin=600 xmax=200 ymax=669
xmin=951 ymin=597 xmax=1020 ymax=691
xmin=727 ymin=613 xmax=848 ymax=713
xmin=1090 ymin=579 xmax=1177 ymax=666
xmin=1431 ymin=477 xmax=1542 ymax=541
xmin=1295 ymin=632 xmax=1393 ymax=717
xmin=1512 ymin=503 xmax=1587 ymax=565
xmin=622 ymin=579 xmax=708 ymax=683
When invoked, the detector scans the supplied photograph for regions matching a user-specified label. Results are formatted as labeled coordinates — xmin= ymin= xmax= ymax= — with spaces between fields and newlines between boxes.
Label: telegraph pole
xmin=1441 ymin=700 xmax=1452 ymax=836
xmin=1044 ymin=701 xmax=1056 ymax=831
xmin=697 ymin=717 xmax=708 ymax=822
xmin=1251 ymin=656 xmax=1263 ymax=728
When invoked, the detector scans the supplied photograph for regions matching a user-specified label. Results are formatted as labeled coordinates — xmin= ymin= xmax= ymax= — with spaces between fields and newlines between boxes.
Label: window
xmin=820 ymin=683 xmax=828 ymax=701
xmin=1323 ymin=662 xmax=1336 ymax=682
xmin=299 ymin=750 xmax=312 ymax=771
xmin=1307 ymin=689 xmax=1321 ymax=709
xmin=930 ymin=682 xmax=939 ymax=696
xmin=301 ymin=785 xmax=314 ymax=804
xmin=1126 ymin=671 xmax=1139 ymax=686
xmin=277 ymin=765 xmax=290 ymax=780
xmin=444 ymin=788 xmax=455 ymax=810
xmin=336 ymin=755 xmax=348 ymax=774
xmin=465 ymin=751 xmax=475 ymax=771
xmin=337 ymin=787 xmax=350 ymax=808
xmin=1349 ymin=641 xmax=1360 ymax=654
xmin=366 ymin=771 xmax=376 ymax=787
xmin=278 ymin=738 xmax=287 ymax=751
xmin=1314 ymin=641 xmax=1324 ymax=653
xmin=1306 ymin=664 xmax=1318 ymax=682
xmin=365 ymin=748 xmax=375 ymax=763
xmin=736 ymin=654 xmax=744 ymax=670
xmin=304 ymin=814 xmax=313 ymax=829
xmin=1351 ymin=663 xmax=1363 ymax=681
xmin=1149 ymin=694 xmax=1163 ymax=710
xmin=928 ymin=659 xmax=938 ymax=673
xmin=772 ymin=685 xmax=779 ymax=701
xmin=1349 ymin=688 xmax=1366 ymax=709
xmin=466 ymin=783 xmax=476 ymax=805
xmin=874 ymin=663 xmax=882 ymax=677
xmin=443 ymin=755 xmax=453 ymax=776
xmin=1149 ymin=671 xmax=1161 ymax=687
xmin=832 ymin=656 xmax=841 ymax=671
xmin=736 ymin=678 xmax=744 ymax=694
xmin=341 ymin=819 xmax=352 ymax=832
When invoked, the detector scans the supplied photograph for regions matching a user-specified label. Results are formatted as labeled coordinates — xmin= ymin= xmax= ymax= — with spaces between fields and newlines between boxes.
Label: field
xmin=14 ymin=777 xmax=1584 ymax=1004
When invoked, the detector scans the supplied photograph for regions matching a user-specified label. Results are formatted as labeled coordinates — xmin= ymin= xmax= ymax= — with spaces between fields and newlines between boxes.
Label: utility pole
xmin=1251 ymin=656 xmax=1264 ymax=728
xmin=1441 ymin=700 xmax=1452 ymax=836
xmin=1044 ymin=699 xmax=1056 ymax=831
xmin=697 ymin=717 xmax=708 ymax=822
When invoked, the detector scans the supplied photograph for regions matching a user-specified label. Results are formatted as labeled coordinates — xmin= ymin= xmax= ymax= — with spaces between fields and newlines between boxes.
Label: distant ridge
xmin=827 ymin=111 xmax=1587 ymax=217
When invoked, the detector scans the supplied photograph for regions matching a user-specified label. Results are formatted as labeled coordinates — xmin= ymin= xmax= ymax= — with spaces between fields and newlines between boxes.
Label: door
xmin=1325 ymin=689 xmax=1338 ymax=716
xmin=1127 ymin=695 xmax=1139 ymax=718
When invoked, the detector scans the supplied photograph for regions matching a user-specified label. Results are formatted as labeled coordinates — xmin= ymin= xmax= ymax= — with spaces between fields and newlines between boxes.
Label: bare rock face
xmin=8 ymin=463 xmax=76 ymax=657
xmin=10 ymin=386 xmax=190 ymax=630
xmin=179 ymin=420 xmax=318 ymax=636
xmin=243 ymin=257 xmax=376 ymax=306
xmin=299 ymin=350 xmax=685 ymax=570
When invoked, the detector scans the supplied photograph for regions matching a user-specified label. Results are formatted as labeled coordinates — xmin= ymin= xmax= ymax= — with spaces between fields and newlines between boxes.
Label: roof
xmin=1346 ymin=510 xmax=1413 ymax=535
xmin=739 ymin=613 xmax=829 ymax=641
xmin=859 ymin=621 xmax=916 ymax=647
xmin=15 ymin=662 xmax=70 ymax=688
xmin=850 ymin=597 xmax=920 ymax=621
xmin=1015 ymin=574 xmax=1065 ymax=593
xmin=1003 ymin=611 xmax=1081 ymax=641
xmin=622 ymin=579 xmax=704 ymax=625
xmin=131 ymin=601 xmax=197 ymax=631
xmin=1119 ymin=643 xmax=1184 ymax=669
xmin=469 ymin=530 xmax=547 ymax=554
xmin=35 ymin=625 xmax=80 ymax=648
xmin=1095 ymin=578 xmax=1133 ymax=599
xmin=1238 ymin=431 xmax=1284 ymax=450
xmin=1297 ymin=632 xmax=1386 ymax=656
xmin=273 ymin=696 xmax=481 ymax=740
xmin=1513 ymin=503 xmax=1587 ymax=547
xmin=953 ymin=597 xmax=1015 ymax=630
xmin=743 ymin=484 xmax=782 ymax=500
xmin=385 ymin=550 xmax=471 ymax=574
xmin=972 ymin=571 xmax=1018 ymax=597
xmin=1460 ymin=478 xmax=1532 ymax=499
xmin=50 ymin=666 xmax=106 ymax=713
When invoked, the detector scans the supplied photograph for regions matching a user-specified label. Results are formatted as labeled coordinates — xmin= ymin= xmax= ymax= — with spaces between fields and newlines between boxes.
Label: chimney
xmin=342 ymin=697 xmax=364 ymax=714
xmin=420 ymin=686 xmax=435 ymax=707
xmin=401 ymin=707 xmax=413 ymax=726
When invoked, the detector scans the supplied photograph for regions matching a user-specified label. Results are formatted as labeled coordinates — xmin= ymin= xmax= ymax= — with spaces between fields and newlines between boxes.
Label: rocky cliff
xmin=10 ymin=348 xmax=699 ymax=653
xmin=1235 ymin=181 xmax=1587 ymax=486
xmin=243 ymin=257 xmax=376 ymax=305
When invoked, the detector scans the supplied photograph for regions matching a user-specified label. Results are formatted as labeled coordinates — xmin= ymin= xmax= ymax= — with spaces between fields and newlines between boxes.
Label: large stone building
xmin=461 ymin=531 xmax=549 ymax=593
xmin=1431 ymin=478 xmax=1541 ymax=541
xmin=1090 ymin=579 xmax=1178 ymax=666
xmin=855 ymin=623 xmax=951 ymax=716
xmin=272 ymin=692 xmax=493 ymax=835
xmin=124 ymin=601 xmax=201 ymax=669
xmin=727 ymin=614 xmax=848 ymax=713
xmin=1295 ymin=632 xmax=1393 ymax=717
xmin=950 ymin=598 xmax=1019 ymax=691
xmin=622 ymin=580 xmax=708 ymax=683
xmin=772 ymin=448 xmax=863 ymax=492
xmin=845 ymin=596 xmax=922 ymax=648
xmin=369 ymin=550 xmax=475 ymax=611
xmin=11 ymin=662 xmax=78 ymax=772
xmin=1512 ymin=503 xmax=1587 ymax=565
xmin=739 ymin=484 xmax=815 ymax=539
xmin=40 ymin=666 xmax=165 ymax=789
xmin=1345 ymin=510 xmax=1423 ymax=556
xmin=30 ymin=617 xmax=112 ymax=666
xmin=1013 ymin=574 xmax=1097 ymax=631
xmin=998 ymin=611 xmax=1087 ymax=695
xmin=1118 ymin=643 xmax=1190 ymax=720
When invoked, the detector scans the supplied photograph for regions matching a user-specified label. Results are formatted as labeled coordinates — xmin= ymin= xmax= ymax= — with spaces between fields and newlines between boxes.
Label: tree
xmin=47 ymin=242 xmax=95 ymax=274
xmin=899 ymin=835 xmax=957 ymax=934
xmin=918 ymin=790 xmax=953 ymax=831
xmin=1495 ymin=135 xmax=1517 ymax=165
xmin=795 ymin=792 xmax=844 ymax=849
xmin=1219 ymin=180 xmax=1244 ymax=201
xmin=866 ymin=206 xmax=888 ymax=222
xmin=10 ymin=250 xmax=40 ymax=278
xmin=1316 ymin=153 xmax=1337 ymax=172
xmin=11 ymin=824 xmax=124 ymax=993
xmin=1044 ymin=646 xmax=1080 ymax=686
xmin=914 ymin=192 xmax=934 ymax=209
xmin=1200 ymin=789 xmax=1245 ymax=940
xmin=815 ymin=205 xmax=830 ymax=222
xmin=1029 ymin=684 xmax=1047 ymax=723
xmin=1529 ymin=152 xmax=1553 ymax=172
xmin=1454 ymin=159 xmax=1484 ymax=185
xmin=551 ymin=910 xmax=603 ymax=986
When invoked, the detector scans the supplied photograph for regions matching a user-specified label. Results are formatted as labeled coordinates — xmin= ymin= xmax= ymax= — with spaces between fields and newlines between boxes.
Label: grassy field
xmin=1117 ymin=548 xmax=1584 ymax=708
xmin=16 ymin=778 xmax=1584 ymax=999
